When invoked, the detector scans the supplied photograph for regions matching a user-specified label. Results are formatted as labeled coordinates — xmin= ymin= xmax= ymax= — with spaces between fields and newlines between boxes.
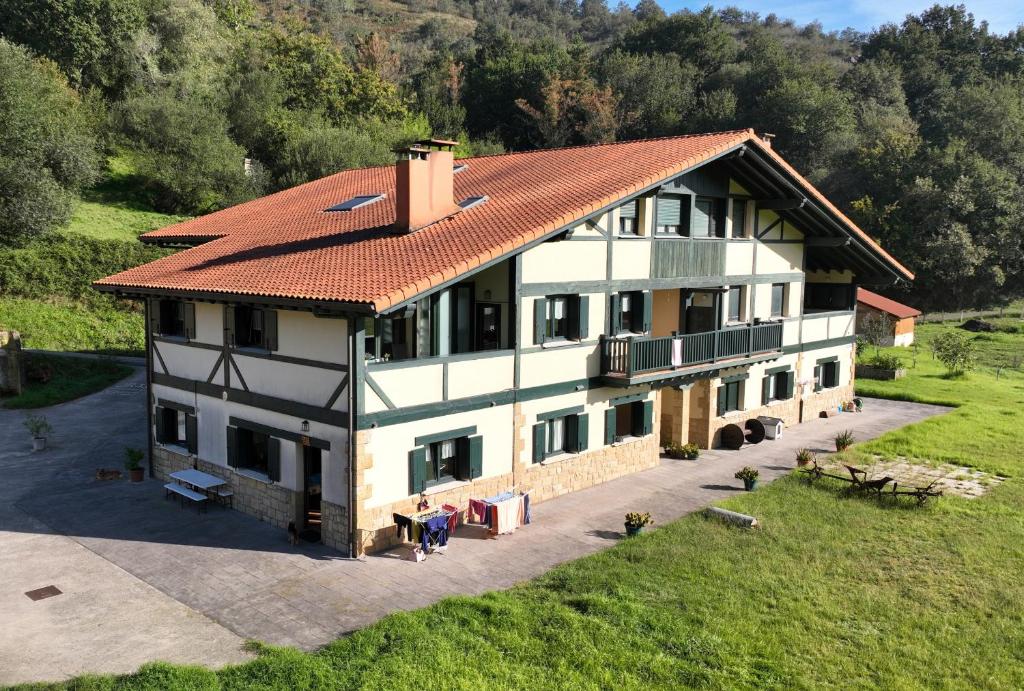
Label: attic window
xmin=458 ymin=195 xmax=488 ymax=210
xmin=453 ymin=163 xmax=469 ymax=173
xmin=325 ymin=194 xmax=385 ymax=212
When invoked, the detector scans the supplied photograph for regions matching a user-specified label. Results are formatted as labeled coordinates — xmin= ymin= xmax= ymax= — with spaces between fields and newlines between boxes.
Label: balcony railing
xmin=600 ymin=322 xmax=784 ymax=379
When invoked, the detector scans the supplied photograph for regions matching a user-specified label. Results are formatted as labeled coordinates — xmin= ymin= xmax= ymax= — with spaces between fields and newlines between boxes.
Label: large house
xmin=95 ymin=130 xmax=913 ymax=555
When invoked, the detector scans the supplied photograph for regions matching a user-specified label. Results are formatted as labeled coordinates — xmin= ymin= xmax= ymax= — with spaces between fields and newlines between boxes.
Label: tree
xmin=114 ymin=88 xmax=261 ymax=214
xmin=0 ymin=0 xmax=145 ymax=98
xmin=515 ymin=75 xmax=618 ymax=148
xmin=0 ymin=40 xmax=100 ymax=245
xmin=932 ymin=330 xmax=976 ymax=376
xmin=598 ymin=50 xmax=698 ymax=138
xmin=860 ymin=312 xmax=894 ymax=357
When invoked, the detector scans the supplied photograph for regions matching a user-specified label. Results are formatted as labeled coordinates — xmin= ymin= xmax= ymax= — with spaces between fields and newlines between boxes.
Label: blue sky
xmin=660 ymin=1 xmax=1022 ymax=34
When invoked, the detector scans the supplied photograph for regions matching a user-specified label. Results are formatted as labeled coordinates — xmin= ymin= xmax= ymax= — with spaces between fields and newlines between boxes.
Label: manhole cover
xmin=25 ymin=585 xmax=62 ymax=601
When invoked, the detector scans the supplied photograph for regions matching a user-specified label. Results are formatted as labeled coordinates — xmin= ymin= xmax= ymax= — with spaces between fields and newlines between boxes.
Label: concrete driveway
xmin=0 ymin=370 xmax=949 ymax=685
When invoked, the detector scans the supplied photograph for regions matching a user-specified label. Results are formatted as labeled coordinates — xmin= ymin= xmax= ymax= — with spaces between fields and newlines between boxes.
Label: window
xmin=475 ymin=303 xmax=501 ymax=351
xmin=620 ymin=293 xmax=634 ymax=333
xmin=546 ymin=296 xmax=569 ymax=340
xmin=762 ymin=369 xmax=794 ymax=403
xmin=717 ymin=380 xmax=743 ymax=415
xmin=618 ymin=199 xmax=638 ymax=235
xmin=611 ymin=291 xmax=649 ymax=335
xmin=535 ymin=294 xmax=588 ymax=344
xmin=158 ymin=300 xmax=185 ymax=337
xmin=804 ymin=283 xmax=855 ymax=311
xmin=606 ymin=400 xmax=653 ymax=443
xmin=533 ymin=412 xmax=588 ymax=462
xmin=425 ymin=438 xmax=458 ymax=487
xmin=656 ymin=194 xmax=686 ymax=235
xmin=226 ymin=425 xmax=281 ymax=481
xmin=731 ymin=199 xmax=748 ymax=238
xmin=157 ymin=407 xmax=186 ymax=446
xmin=771 ymin=283 xmax=786 ymax=318
xmin=545 ymin=417 xmax=567 ymax=455
xmin=325 ymin=194 xmax=385 ymax=212
xmin=235 ymin=427 xmax=270 ymax=474
xmin=815 ymin=360 xmax=840 ymax=390
xmin=235 ymin=306 xmax=265 ymax=348
xmin=692 ymin=197 xmax=724 ymax=238
xmin=726 ymin=287 xmax=744 ymax=323
xmin=408 ymin=433 xmax=482 ymax=494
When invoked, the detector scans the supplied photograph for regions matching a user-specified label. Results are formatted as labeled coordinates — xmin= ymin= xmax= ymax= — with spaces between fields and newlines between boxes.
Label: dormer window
xmin=618 ymin=199 xmax=638 ymax=235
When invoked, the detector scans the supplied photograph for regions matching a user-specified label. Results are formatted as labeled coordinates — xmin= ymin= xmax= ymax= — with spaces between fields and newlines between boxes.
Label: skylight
xmin=325 ymin=194 xmax=385 ymax=212
xmin=453 ymin=163 xmax=469 ymax=173
xmin=458 ymin=195 xmax=488 ymax=210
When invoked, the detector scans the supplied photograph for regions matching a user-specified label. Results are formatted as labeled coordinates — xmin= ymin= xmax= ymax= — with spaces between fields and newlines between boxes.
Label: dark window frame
xmin=770 ymin=283 xmax=786 ymax=318
xmin=692 ymin=196 xmax=725 ymax=238
xmin=236 ymin=427 xmax=271 ymax=475
xmin=234 ymin=305 xmax=266 ymax=349
xmin=545 ymin=295 xmax=571 ymax=341
xmin=158 ymin=300 xmax=186 ymax=337
xmin=720 ymin=380 xmax=742 ymax=414
xmin=726 ymin=286 xmax=744 ymax=323
xmin=731 ymin=198 xmax=749 ymax=238
xmin=425 ymin=437 xmax=460 ymax=488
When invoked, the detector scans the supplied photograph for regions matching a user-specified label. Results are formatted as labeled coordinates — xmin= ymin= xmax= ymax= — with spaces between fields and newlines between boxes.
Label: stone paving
xmin=0 ymin=368 xmax=950 ymax=684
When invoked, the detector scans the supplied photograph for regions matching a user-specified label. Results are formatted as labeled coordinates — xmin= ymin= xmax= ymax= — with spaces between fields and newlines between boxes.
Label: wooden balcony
xmin=600 ymin=322 xmax=784 ymax=386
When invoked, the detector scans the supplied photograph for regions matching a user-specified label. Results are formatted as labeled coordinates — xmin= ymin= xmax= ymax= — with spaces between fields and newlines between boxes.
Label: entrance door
xmin=684 ymin=290 xmax=718 ymax=334
xmin=303 ymin=446 xmax=322 ymax=532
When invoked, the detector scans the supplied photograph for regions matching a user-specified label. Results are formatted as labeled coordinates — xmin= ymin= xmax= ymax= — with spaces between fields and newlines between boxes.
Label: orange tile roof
xmin=857 ymin=288 xmax=921 ymax=319
xmin=95 ymin=129 xmax=913 ymax=312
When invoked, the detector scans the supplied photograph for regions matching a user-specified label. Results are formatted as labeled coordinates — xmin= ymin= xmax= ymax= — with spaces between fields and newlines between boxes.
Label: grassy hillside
xmin=42 ymin=323 xmax=1024 ymax=688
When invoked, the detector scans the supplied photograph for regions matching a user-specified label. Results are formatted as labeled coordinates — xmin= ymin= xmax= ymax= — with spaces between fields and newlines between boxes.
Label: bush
xmin=734 ymin=466 xmax=759 ymax=482
xmin=869 ymin=353 xmax=903 ymax=370
xmin=932 ymin=331 xmax=977 ymax=376
xmin=796 ymin=448 xmax=815 ymax=466
xmin=665 ymin=442 xmax=700 ymax=460
xmin=0 ymin=39 xmax=101 ymax=244
xmin=0 ymin=235 xmax=167 ymax=299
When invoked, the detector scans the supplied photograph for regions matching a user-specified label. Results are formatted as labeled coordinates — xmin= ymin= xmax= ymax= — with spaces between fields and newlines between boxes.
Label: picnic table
xmin=166 ymin=469 xmax=233 ymax=511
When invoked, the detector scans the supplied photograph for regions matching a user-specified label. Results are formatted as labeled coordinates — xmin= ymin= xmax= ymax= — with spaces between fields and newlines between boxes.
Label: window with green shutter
xmin=186 ymin=414 xmax=198 ymax=454
xmin=409 ymin=447 xmax=427 ymax=494
xmin=157 ymin=300 xmax=186 ymax=337
xmin=718 ymin=381 xmax=742 ymax=415
xmin=532 ymin=422 xmax=546 ymax=463
xmin=763 ymin=368 xmax=794 ymax=403
xmin=604 ymin=407 xmax=617 ymax=445
xmin=815 ymin=359 xmax=839 ymax=390
xmin=232 ymin=426 xmax=274 ymax=477
xmin=540 ymin=295 xmax=587 ymax=342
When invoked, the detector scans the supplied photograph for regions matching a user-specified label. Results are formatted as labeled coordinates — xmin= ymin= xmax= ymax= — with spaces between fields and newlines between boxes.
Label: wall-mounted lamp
xmin=300 ymin=420 xmax=310 ymax=433
xmin=483 ymin=289 xmax=492 ymax=301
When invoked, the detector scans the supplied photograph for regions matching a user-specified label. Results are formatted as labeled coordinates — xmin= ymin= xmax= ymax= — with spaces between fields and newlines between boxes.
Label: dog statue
xmin=287 ymin=521 xmax=299 ymax=545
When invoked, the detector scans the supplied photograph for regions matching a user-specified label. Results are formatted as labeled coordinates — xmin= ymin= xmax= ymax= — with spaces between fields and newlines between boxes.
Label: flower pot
xmin=32 ymin=437 xmax=46 ymax=452
xmin=624 ymin=524 xmax=643 ymax=537
xmin=742 ymin=478 xmax=758 ymax=491
xmin=129 ymin=467 xmax=145 ymax=483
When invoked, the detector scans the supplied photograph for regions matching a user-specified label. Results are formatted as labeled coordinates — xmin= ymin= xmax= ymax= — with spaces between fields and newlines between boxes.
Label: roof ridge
xmin=462 ymin=128 xmax=756 ymax=162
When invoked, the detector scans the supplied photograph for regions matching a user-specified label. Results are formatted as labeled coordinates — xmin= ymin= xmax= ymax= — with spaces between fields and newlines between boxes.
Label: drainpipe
xmin=145 ymin=299 xmax=155 ymax=479
xmin=347 ymin=315 xmax=358 ymax=558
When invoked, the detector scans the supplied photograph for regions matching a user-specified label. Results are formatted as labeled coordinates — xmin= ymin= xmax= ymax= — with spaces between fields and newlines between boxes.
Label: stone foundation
xmin=320 ymin=500 xmax=349 ymax=553
xmin=799 ymin=383 xmax=856 ymax=422
xmin=152 ymin=446 xmax=299 ymax=530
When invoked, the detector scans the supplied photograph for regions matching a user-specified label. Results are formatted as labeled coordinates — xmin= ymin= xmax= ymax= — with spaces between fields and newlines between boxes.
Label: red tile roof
xmin=857 ymin=288 xmax=921 ymax=319
xmin=95 ymin=129 xmax=913 ymax=312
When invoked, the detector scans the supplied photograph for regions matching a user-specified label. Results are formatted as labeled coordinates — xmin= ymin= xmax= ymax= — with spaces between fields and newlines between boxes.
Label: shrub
xmin=124 ymin=447 xmax=144 ymax=471
xmin=933 ymin=331 xmax=977 ymax=376
xmin=665 ymin=442 xmax=700 ymax=460
xmin=869 ymin=353 xmax=903 ymax=370
xmin=835 ymin=429 xmax=855 ymax=452
xmin=796 ymin=448 xmax=815 ymax=466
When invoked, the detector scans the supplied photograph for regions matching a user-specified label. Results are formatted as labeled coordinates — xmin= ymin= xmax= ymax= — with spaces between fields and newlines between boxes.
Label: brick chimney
xmin=395 ymin=138 xmax=460 ymax=232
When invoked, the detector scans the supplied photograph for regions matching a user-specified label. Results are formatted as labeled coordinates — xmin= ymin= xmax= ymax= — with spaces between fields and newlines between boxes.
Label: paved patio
xmin=0 ymin=369 xmax=949 ymax=684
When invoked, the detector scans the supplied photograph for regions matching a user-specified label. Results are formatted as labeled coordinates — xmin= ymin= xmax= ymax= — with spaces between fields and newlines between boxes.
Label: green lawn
xmin=1 ymin=353 xmax=132 ymax=409
xmin=0 ymin=297 xmax=145 ymax=355
xmin=18 ymin=323 xmax=1024 ymax=690
xmin=61 ymin=155 xmax=187 ymax=241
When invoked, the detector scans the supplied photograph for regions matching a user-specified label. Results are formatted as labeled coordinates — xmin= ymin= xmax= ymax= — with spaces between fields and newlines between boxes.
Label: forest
xmin=1 ymin=0 xmax=1023 ymax=312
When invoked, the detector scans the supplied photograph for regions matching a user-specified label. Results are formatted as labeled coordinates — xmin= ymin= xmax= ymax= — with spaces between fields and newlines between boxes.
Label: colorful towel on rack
xmin=441 ymin=504 xmax=459 ymax=532
xmin=468 ymin=498 xmax=488 ymax=524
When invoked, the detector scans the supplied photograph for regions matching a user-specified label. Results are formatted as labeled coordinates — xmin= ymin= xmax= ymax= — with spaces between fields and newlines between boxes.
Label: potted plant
xmin=795 ymin=448 xmax=815 ymax=467
xmin=735 ymin=466 xmax=759 ymax=491
xmin=24 ymin=414 xmax=52 ymax=452
xmin=624 ymin=512 xmax=653 ymax=537
xmin=124 ymin=447 xmax=145 ymax=483
xmin=665 ymin=442 xmax=701 ymax=460
xmin=835 ymin=430 xmax=855 ymax=452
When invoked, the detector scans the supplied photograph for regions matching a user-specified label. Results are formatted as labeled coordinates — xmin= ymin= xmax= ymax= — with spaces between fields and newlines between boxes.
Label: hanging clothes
xmin=393 ymin=513 xmax=414 ymax=542
xmin=468 ymin=498 xmax=488 ymax=524
xmin=420 ymin=514 xmax=449 ymax=552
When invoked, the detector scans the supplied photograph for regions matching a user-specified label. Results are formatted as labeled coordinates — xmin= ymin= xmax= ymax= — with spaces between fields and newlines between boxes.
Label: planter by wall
xmin=32 ymin=437 xmax=46 ymax=452
xmin=856 ymin=364 xmax=906 ymax=381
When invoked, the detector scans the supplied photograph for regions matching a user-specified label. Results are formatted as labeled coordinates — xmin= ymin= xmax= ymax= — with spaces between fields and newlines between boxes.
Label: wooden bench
xmin=164 ymin=482 xmax=208 ymax=513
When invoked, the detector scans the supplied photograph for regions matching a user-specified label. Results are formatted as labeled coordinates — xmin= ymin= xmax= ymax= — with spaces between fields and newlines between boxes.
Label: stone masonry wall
xmin=152 ymin=446 xmax=299 ymax=530
xmin=320 ymin=500 xmax=349 ymax=553
xmin=352 ymin=393 xmax=664 ymax=555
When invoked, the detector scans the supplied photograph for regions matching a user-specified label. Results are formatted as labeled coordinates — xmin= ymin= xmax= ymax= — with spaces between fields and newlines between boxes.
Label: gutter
xmin=347 ymin=315 xmax=359 ymax=558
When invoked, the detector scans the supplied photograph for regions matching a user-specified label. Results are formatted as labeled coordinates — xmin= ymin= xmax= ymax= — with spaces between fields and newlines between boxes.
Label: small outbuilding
xmin=856 ymin=288 xmax=921 ymax=347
